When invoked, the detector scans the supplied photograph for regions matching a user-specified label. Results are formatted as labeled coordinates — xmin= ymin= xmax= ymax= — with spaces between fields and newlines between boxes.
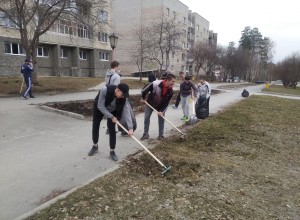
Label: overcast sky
xmin=179 ymin=0 xmax=300 ymax=63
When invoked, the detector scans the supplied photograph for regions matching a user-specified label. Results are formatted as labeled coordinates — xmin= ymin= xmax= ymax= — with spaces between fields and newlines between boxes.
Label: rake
xmin=145 ymin=101 xmax=187 ymax=139
xmin=116 ymin=121 xmax=171 ymax=176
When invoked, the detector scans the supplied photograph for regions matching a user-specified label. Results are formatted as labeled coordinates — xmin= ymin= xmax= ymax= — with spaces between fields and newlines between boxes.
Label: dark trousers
xmin=22 ymin=76 xmax=33 ymax=97
xmin=92 ymin=102 xmax=116 ymax=149
xmin=206 ymin=97 xmax=210 ymax=115
xmin=175 ymin=92 xmax=181 ymax=107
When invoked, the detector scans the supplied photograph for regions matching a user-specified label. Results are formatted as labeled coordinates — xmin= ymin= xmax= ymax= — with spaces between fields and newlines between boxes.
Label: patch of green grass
xmin=263 ymin=84 xmax=300 ymax=96
xmin=27 ymin=96 xmax=300 ymax=219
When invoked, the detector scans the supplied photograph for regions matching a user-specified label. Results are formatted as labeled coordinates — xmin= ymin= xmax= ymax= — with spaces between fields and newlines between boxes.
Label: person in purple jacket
xmin=20 ymin=58 xmax=35 ymax=99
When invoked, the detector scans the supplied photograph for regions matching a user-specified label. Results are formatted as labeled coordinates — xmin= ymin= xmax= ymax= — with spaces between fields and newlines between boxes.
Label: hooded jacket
xmin=141 ymin=80 xmax=173 ymax=112
xmin=105 ymin=69 xmax=121 ymax=85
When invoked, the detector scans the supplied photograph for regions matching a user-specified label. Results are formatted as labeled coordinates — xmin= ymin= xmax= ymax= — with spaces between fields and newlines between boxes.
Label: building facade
xmin=112 ymin=0 xmax=216 ymax=76
xmin=0 ymin=0 xmax=112 ymax=77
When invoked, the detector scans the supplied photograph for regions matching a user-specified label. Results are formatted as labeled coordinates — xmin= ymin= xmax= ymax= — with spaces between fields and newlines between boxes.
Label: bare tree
xmin=274 ymin=52 xmax=300 ymax=88
xmin=0 ymin=0 xmax=107 ymax=82
xmin=128 ymin=24 xmax=151 ymax=81
xmin=147 ymin=15 xmax=183 ymax=71
xmin=189 ymin=42 xmax=209 ymax=79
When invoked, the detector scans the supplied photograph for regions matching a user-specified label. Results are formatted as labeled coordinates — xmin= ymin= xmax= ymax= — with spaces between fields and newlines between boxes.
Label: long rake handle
xmin=116 ymin=121 xmax=166 ymax=168
xmin=144 ymin=101 xmax=184 ymax=135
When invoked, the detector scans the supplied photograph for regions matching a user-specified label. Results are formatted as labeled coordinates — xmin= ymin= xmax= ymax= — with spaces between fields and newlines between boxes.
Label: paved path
xmin=0 ymin=81 xmax=283 ymax=220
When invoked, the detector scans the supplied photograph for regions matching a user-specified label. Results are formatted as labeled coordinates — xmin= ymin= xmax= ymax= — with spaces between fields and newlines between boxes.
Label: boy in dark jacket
xmin=20 ymin=58 xmax=35 ymax=99
xmin=180 ymin=76 xmax=197 ymax=122
xmin=88 ymin=83 xmax=133 ymax=161
xmin=140 ymin=73 xmax=176 ymax=140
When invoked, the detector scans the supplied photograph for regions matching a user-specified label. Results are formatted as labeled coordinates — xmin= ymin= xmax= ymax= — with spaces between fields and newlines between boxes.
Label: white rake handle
xmin=144 ymin=101 xmax=184 ymax=135
xmin=116 ymin=121 xmax=166 ymax=168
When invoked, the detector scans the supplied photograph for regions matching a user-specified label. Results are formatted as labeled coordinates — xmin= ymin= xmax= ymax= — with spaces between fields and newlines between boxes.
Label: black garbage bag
xmin=195 ymin=96 xmax=208 ymax=119
xmin=242 ymin=89 xmax=249 ymax=97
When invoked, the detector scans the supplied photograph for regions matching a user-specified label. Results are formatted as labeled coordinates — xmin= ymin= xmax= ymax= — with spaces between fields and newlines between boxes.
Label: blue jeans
xmin=143 ymin=105 xmax=165 ymax=137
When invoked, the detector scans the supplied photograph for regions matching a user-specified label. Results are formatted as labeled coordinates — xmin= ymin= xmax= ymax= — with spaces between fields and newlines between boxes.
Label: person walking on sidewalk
xmin=105 ymin=61 xmax=121 ymax=134
xmin=180 ymin=75 xmax=197 ymax=122
xmin=20 ymin=58 xmax=35 ymax=99
xmin=173 ymin=71 xmax=185 ymax=109
xmin=197 ymin=75 xmax=211 ymax=116
xmin=88 ymin=83 xmax=133 ymax=161
xmin=140 ymin=73 xmax=176 ymax=140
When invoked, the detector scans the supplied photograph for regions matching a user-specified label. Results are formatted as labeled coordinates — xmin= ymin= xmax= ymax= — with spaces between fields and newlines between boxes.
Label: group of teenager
xmin=87 ymin=61 xmax=211 ymax=162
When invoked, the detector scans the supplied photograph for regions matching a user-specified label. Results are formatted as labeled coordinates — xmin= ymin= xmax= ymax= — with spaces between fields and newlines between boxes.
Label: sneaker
xmin=21 ymin=95 xmax=27 ymax=100
xmin=140 ymin=133 xmax=149 ymax=140
xmin=184 ymin=116 xmax=190 ymax=122
xmin=181 ymin=115 xmax=187 ymax=120
xmin=157 ymin=136 xmax=166 ymax=140
xmin=88 ymin=145 xmax=98 ymax=156
xmin=172 ymin=105 xmax=178 ymax=110
xmin=110 ymin=150 xmax=118 ymax=161
xmin=30 ymin=96 xmax=36 ymax=98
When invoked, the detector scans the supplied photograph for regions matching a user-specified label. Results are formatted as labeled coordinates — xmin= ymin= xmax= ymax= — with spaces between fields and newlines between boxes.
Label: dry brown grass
xmin=27 ymin=95 xmax=300 ymax=220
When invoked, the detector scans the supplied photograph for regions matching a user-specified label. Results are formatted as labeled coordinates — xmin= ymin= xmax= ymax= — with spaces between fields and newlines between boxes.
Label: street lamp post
xmin=109 ymin=33 xmax=118 ymax=61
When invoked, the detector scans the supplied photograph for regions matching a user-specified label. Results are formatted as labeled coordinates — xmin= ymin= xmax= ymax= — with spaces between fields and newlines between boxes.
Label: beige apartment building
xmin=0 ymin=0 xmax=112 ymax=77
xmin=112 ymin=0 xmax=215 ymax=76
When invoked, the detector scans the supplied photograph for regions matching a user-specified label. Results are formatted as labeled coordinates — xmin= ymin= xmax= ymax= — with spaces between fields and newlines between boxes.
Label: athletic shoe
xmin=30 ymin=96 xmax=36 ymax=98
xmin=184 ymin=116 xmax=190 ymax=122
xmin=157 ymin=136 xmax=166 ymax=140
xmin=21 ymin=95 xmax=27 ymax=100
xmin=88 ymin=145 xmax=98 ymax=156
xmin=140 ymin=133 xmax=149 ymax=140
xmin=110 ymin=150 xmax=118 ymax=161
xmin=172 ymin=105 xmax=178 ymax=110
xmin=181 ymin=115 xmax=188 ymax=120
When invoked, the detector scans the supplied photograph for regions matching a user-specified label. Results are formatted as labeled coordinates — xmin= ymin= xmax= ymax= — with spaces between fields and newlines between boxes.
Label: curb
xmin=39 ymin=105 xmax=85 ymax=120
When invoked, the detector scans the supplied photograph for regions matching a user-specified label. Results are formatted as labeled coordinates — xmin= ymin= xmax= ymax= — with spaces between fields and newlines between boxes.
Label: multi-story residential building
xmin=0 ymin=0 xmax=112 ymax=77
xmin=112 ymin=0 xmax=215 ymax=76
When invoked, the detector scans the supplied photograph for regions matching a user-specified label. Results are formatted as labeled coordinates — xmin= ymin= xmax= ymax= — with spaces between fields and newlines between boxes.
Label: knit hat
xmin=185 ymin=75 xmax=191 ymax=80
xmin=25 ymin=58 xmax=31 ymax=62
xmin=117 ymin=83 xmax=129 ymax=97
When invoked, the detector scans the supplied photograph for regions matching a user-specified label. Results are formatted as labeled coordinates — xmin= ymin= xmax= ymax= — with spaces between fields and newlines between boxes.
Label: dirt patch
xmin=44 ymin=90 xmax=220 ymax=118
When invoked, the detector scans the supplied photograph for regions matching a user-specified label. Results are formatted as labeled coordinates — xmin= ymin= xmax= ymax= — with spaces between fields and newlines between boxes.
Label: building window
xmin=98 ymin=10 xmax=108 ymax=22
xmin=181 ymin=66 xmax=185 ymax=71
xmin=171 ymin=65 xmax=174 ymax=71
xmin=98 ymin=32 xmax=108 ymax=42
xmin=171 ymin=52 xmax=175 ymax=58
xmin=173 ymin=11 xmax=176 ymax=18
xmin=78 ymin=24 xmax=90 ymax=38
xmin=37 ymin=46 xmax=49 ymax=57
xmin=4 ymin=42 xmax=25 ymax=55
xmin=79 ymin=50 xmax=87 ymax=60
xmin=61 ymin=48 xmax=68 ymax=58
xmin=187 ymin=43 xmax=189 ymax=49
xmin=182 ymin=42 xmax=185 ymax=48
xmin=183 ymin=17 xmax=186 ymax=24
xmin=197 ymin=25 xmax=199 ymax=31
xmin=99 ymin=52 xmax=109 ymax=61
xmin=182 ymin=54 xmax=185 ymax=61
xmin=166 ymin=8 xmax=170 ymax=16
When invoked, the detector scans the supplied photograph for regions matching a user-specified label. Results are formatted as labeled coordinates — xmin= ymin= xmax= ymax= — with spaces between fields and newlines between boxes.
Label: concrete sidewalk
xmin=0 ymin=83 xmax=264 ymax=220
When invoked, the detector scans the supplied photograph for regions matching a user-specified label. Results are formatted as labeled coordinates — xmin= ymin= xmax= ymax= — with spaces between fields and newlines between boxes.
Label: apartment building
xmin=112 ymin=0 xmax=215 ymax=76
xmin=0 ymin=0 xmax=112 ymax=77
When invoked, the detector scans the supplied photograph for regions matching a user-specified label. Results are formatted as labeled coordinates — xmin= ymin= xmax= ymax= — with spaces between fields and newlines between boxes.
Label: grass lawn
xmin=0 ymin=76 xmax=149 ymax=96
xmin=262 ymin=84 xmax=300 ymax=96
xmin=27 ymin=95 xmax=300 ymax=219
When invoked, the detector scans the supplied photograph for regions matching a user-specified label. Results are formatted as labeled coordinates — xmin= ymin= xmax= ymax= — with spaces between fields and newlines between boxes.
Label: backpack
xmin=242 ymin=89 xmax=249 ymax=97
